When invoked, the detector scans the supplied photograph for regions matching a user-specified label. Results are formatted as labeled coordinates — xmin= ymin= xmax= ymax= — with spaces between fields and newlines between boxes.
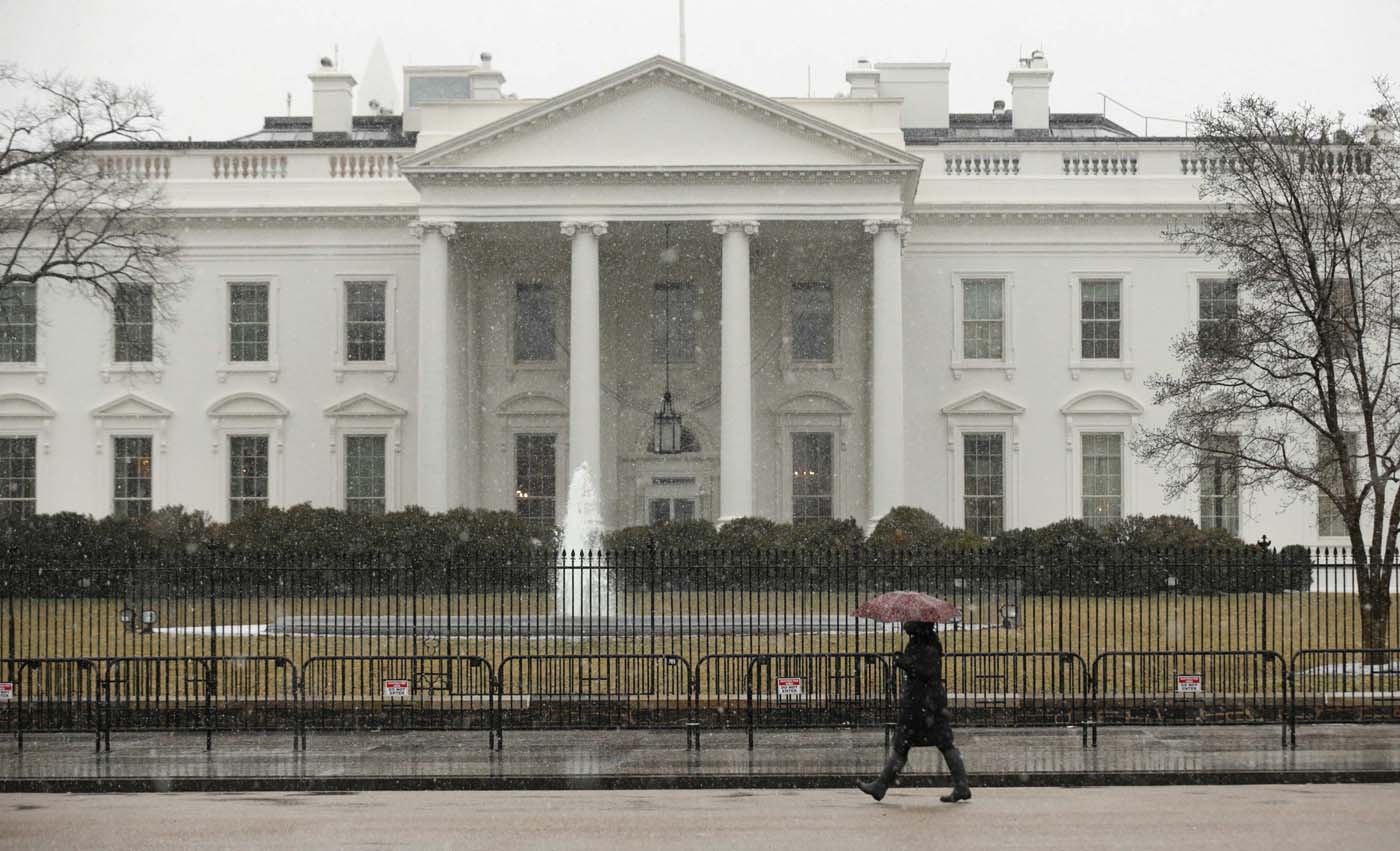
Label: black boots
xmin=938 ymin=746 xmax=972 ymax=803
xmin=857 ymin=749 xmax=907 ymax=801
xmin=860 ymin=746 xmax=972 ymax=803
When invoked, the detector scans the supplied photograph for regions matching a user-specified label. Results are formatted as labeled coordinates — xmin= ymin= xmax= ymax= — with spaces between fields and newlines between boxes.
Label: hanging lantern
xmin=654 ymin=390 xmax=684 ymax=455
xmin=652 ymin=271 xmax=685 ymax=454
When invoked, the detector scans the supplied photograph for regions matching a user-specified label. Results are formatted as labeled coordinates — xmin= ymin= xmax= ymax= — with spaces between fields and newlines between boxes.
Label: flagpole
xmin=678 ymin=0 xmax=687 ymax=64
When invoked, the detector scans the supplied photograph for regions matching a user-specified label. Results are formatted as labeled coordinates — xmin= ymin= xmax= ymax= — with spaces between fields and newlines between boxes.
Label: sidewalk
xmin=2 ymin=724 xmax=1398 ymax=792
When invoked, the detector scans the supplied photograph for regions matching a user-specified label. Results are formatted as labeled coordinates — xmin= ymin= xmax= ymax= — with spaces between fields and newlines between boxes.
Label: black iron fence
xmin=1 ymin=546 xmax=1397 ymax=749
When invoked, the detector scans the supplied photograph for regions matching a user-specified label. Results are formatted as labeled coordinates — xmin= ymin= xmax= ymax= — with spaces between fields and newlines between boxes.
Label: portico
xmin=400 ymin=56 xmax=921 ymax=528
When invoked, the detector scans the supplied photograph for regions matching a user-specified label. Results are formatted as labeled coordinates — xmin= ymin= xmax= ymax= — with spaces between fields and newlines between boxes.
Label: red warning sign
xmin=777 ymin=677 xmax=803 ymax=697
xmin=1176 ymin=674 xmax=1203 ymax=693
xmin=383 ymin=679 xmax=411 ymax=698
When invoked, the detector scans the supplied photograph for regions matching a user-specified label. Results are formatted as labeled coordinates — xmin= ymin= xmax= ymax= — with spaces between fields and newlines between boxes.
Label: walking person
xmin=858 ymin=620 xmax=972 ymax=803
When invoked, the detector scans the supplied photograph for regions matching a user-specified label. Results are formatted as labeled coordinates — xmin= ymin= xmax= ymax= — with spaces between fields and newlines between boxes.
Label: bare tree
xmin=1139 ymin=85 xmax=1400 ymax=652
xmin=1 ymin=64 xmax=183 ymax=353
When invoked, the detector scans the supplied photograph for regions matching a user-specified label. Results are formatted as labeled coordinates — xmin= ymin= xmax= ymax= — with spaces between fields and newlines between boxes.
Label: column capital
xmin=862 ymin=217 xmax=912 ymax=237
xmin=711 ymin=219 xmax=760 ymax=236
xmin=409 ymin=219 xmax=457 ymax=240
xmin=561 ymin=220 xmax=609 ymax=238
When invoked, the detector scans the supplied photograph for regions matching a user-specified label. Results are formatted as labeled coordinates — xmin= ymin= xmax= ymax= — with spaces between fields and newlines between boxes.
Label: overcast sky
xmin=2 ymin=0 xmax=1396 ymax=140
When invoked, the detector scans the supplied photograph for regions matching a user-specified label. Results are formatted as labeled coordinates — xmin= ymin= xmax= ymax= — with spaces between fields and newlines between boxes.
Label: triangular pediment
xmin=0 ymin=393 xmax=56 ymax=420
xmin=91 ymin=393 xmax=172 ymax=420
xmin=942 ymin=391 xmax=1026 ymax=417
xmin=401 ymin=55 xmax=921 ymax=174
xmin=1060 ymin=389 xmax=1145 ymax=416
xmin=324 ymin=393 xmax=407 ymax=419
xmin=207 ymin=392 xmax=289 ymax=420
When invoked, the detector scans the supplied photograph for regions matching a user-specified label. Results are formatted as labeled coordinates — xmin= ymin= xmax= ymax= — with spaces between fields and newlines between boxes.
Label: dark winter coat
xmin=893 ymin=629 xmax=954 ymax=748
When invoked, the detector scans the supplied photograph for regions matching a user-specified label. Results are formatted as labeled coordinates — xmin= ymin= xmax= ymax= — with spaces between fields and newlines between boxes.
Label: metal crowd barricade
xmin=206 ymin=656 xmax=300 ymax=749
xmin=3 ymin=658 xmax=104 ymax=752
xmin=101 ymin=656 xmax=214 ymax=750
xmin=942 ymin=651 xmax=1092 ymax=747
xmin=496 ymin=654 xmax=696 ymax=750
xmin=1090 ymin=650 xmax=1289 ymax=747
xmin=739 ymin=653 xmax=896 ymax=750
xmin=1288 ymin=647 xmax=1400 ymax=747
xmin=298 ymin=654 xmax=495 ymax=751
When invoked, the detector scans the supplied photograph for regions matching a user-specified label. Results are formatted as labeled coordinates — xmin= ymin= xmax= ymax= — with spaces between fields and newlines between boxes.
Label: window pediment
xmin=941 ymin=390 xmax=1025 ymax=417
xmin=91 ymin=393 xmax=172 ymax=422
xmin=207 ymin=392 xmax=289 ymax=420
xmin=496 ymin=392 xmax=568 ymax=418
xmin=774 ymin=391 xmax=853 ymax=417
xmin=324 ymin=393 xmax=407 ymax=420
xmin=0 ymin=393 xmax=56 ymax=421
xmin=1059 ymin=389 xmax=1145 ymax=417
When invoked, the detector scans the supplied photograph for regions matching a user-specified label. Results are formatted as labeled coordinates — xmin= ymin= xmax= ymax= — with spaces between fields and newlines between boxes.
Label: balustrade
xmin=944 ymin=153 xmax=1020 ymax=176
xmin=212 ymin=154 xmax=288 ymax=180
xmin=1063 ymin=152 xmax=1138 ymax=176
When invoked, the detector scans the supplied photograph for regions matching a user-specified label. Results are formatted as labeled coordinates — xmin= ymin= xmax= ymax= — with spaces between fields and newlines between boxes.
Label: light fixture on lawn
xmin=999 ymin=603 xmax=1018 ymax=630
xmin=119 ymin=607 xmax=136 ymax=632
xmin=653 ymin=280 xmax=685 ymax=455
xmin=140 ymin=609 xmax=159 ymax=634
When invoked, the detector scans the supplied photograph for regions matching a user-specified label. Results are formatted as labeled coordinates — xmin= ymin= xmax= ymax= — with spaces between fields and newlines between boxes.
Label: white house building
xmin=0 ymin=50 xmax=1329 ymax=543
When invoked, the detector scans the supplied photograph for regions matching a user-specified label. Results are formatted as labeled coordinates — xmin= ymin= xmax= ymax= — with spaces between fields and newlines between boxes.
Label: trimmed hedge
xmin=0 ymin=503 xmax=1313 ymax=596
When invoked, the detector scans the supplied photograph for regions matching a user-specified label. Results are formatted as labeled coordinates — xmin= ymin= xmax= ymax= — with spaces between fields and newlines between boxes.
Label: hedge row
xmin=0 ymin=504 xmax=1313 ymax=596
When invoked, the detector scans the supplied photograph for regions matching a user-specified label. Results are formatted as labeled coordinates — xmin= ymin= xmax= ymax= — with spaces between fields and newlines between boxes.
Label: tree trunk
xmin=1358 ymin=567 xmax=1394 ymax=665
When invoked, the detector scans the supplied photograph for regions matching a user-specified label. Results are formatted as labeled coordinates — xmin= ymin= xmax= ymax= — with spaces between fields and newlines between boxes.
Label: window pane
xmin=792 ymin=281 xmax=834 ymax=362
xmin=1199 ymin=434 xmax=1240 ymax=535
xmin=792 ymin=432 xmax=834 ymax=523
xmin=1080 ymin=279 xmax=1121 ymax=360
xmin=515 ymin=433 xmax=556 ymax=527
xmin=962 ymin=279 xmax=1005 ymax=360
xmin=653 ymin=282 xmax=697 ymax=363
xmin=344 ymin=435 xmax=386 ymax=514
xmin=0 ymin=282 xmax=38 ymax=363
xmin=963 ymin=432 xmax=1005 ymax=537
xmin=229 ymin=282 xmax=270 ymax=363
xmin=229 ymin=434 xmax=270 ymax=519
xmin=114 ymin=282 xmax=154 ymax=363
xmin=514 ymin=282 xmax=556 ymax=363
xmin=1198 ymin=279 xmax=1239 ymax=358
xmin=113 ymin=435 xmax=153 ymax=518
xmin=1081 ymin=432 xmax=1122 ymax=528
xmin=0 ymin=436 xmax=37 ymax=517
xmin=345 ymin=281 xmax=387 ymax=362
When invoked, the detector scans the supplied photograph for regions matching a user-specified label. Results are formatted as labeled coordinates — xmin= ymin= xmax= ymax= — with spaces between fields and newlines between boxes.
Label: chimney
xmin=309 ymin=58 xmax=356 ymax=135
xmin=845 ymin=58 xmax=880 ymax=98
xmin=469 ymin=51 xmax=506 ymax=100
xmin=1007 ymin=49 xmax=1053 ymax=135
xmin=875 ymin=62 xmax=950 ymax=129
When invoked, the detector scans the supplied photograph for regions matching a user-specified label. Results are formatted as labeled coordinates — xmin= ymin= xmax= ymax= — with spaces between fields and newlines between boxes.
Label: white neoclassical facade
xmin=0 ymin=51 xmax=1327 ymax=542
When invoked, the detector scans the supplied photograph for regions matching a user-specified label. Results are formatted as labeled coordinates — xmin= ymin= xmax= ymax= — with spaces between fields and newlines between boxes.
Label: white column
xmin=712 ymin=219 xmax=759 ymax=522
xmin=865 ymin=217 xmax=910 ymax=525
xmin=412 ymin=219 xmax=456 ymax=511
xmin=562 ymin=220 xmax=607 ymax=484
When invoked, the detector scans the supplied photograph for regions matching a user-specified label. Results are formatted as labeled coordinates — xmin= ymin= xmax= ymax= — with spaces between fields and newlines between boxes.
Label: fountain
xmin=555 ymin=463 xmax=616 ymax=618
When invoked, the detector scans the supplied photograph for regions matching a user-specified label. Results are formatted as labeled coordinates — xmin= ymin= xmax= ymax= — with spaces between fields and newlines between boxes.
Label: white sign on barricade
xmin=776 ymin=677 xmax=803 ymax=697
xmin=1176 ymin=674 xmax=1203 ymax=693
xmin=383 ymin=679 xmax=411 ymax=699
xmin=0 ymin=682 xmax=12 ymax=701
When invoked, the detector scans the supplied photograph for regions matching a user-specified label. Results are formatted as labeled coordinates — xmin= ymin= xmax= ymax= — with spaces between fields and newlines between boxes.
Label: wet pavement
xmin=2 ymin=723 xmax=1399 ymax=791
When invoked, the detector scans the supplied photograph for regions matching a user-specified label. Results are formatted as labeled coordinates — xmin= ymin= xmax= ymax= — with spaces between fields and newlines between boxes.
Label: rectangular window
xmin=962 ymin=279 xmax=1005 ymax=360
xmin=344 ymin=281 xmax=386 ymax=362
xmin=1198 ymin=279 xmax=1239 ymax=358
xmin=344 ymin=435 xmax=386 ymax=514
xmin=0 ymin=436 xmax=37 ymax=517
xmin=113 ymin=435 xmax=153 ymax=518
xmin=1324 ymin=277 xmax=1357 ymax=357
xmin=1081 ymin=433 xmax=1123 ymax=528
xmin=513 ymin=282 xmax=556 ymax=363
xmin=113 ymin=282 xmax=154 ymax=363
xmin=791 ymin=281 xmax=834 ymax=362
xmin=515 ymin=434 xmax=557 ymax=527
xmin=1080 ymin=279 xmax=1121 ymax=360
xmin=653 ymin=282 xmax=697 ymax=363
xmin=0 ymin=282 xmax=38 ymax=363
xmin=791 ymin=432 xmax=834 ymax=523
xmin=1317 ymin=432 xmax=1357 ymax=538
xmin=229 ymin=282 xmax=270 ymax=363
xmin=228 ymin=434 xmax=269 ymax=520
xmin=1199 ymin=434 xmax=1240 ymax=535
xmin=963 ymin=432 xmax=1005 ymax=537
